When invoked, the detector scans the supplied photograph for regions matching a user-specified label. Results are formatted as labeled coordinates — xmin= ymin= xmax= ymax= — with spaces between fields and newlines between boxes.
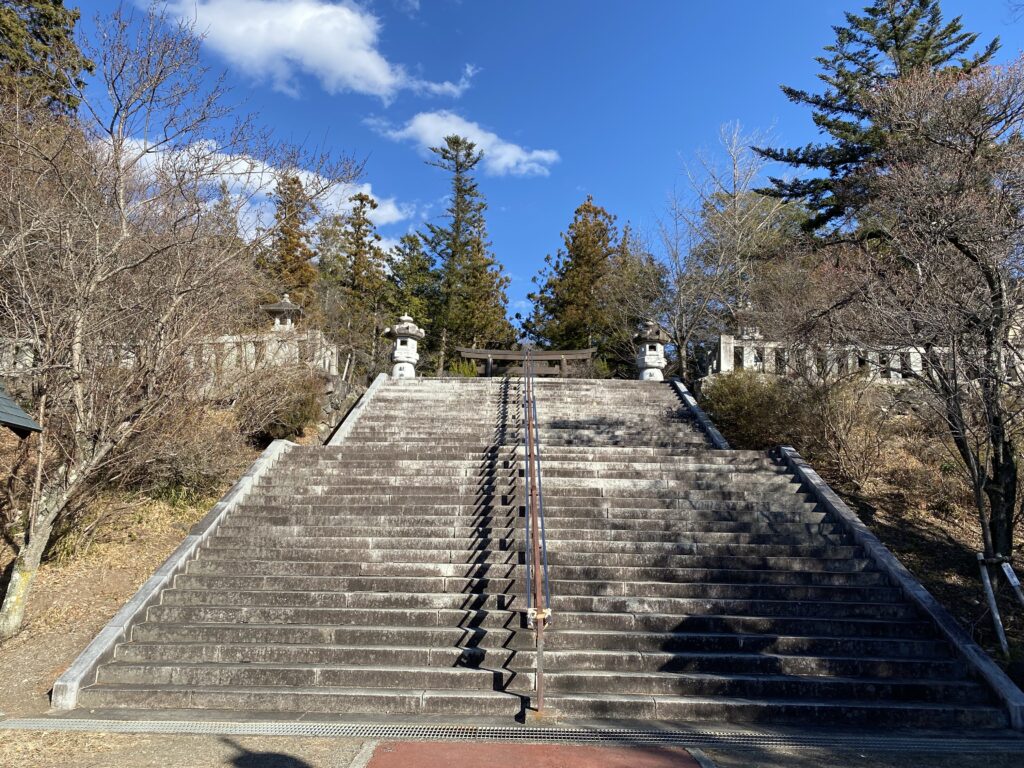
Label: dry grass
xmin=0 ymin=485 xmax=243 ymax=717
xmin=816 ymin=427 xmax=1024 ymax=664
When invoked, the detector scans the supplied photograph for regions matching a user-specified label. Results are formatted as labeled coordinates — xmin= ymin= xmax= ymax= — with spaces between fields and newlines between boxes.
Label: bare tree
xmin=655 ymin=123 xmax=795 ymax=381
xmin=0 ymin=5 xmax=358 ymax=638
xmin=830 ymin=59 xmax=1024 ymax=560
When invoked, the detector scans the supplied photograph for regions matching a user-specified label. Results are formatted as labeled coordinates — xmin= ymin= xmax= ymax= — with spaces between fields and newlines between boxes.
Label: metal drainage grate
xmin=2 ymin=719 xmax=1024 ymax=753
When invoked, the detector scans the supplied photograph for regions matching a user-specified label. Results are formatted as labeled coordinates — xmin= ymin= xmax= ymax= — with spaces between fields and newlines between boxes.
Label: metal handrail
xmin=521 ymin=347 xmax=551 ymax=711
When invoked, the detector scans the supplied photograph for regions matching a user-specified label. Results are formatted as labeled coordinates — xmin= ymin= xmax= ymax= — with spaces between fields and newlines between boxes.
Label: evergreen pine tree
xmin=525 ymin=196 xmax=618 ymax=354
xmin=423 ymin=135 xmax=514 ymax=373
xmin=0 ymin=0 xmax=92 ymax=111
xmin=387 ymin=232 xmax=438 ymax=329
xmin=757 ymin=0 xmax=997 ymax=230
xmin=317 ymin=193 xmax=393 ymax=381
xmin=261 ymin=174 xmax=317 ymax=308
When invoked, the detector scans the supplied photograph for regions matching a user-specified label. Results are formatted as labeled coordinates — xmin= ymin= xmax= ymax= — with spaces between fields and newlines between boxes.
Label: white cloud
xmin=326 ymin=182 xmax=414 ymax=226
xmin=167 ymin=0 xmax=473 ymax=100
xmin=370 ymin=110 xmax=560 ymax=177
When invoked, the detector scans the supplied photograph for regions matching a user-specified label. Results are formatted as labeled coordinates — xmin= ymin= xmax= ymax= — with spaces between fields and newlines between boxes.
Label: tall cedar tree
xmin=756 ymin=0 xmax=997 ymax=231
xmin=387 ymin=232 xmax=439 ymax=329
xmin=424 ymin=135 xmax=514 ymax=373
xmin=0 ymin=0 xmax=91 ymax=111
xmin=525 ymin=196 xmax=619 ymax=357
xmin=262 ymin=174 xmax=317 ymax=308
xmin=318 ymin=193 xmax=392 ymax=380
xmin=603 ymin=224 xmax=669 ymax=377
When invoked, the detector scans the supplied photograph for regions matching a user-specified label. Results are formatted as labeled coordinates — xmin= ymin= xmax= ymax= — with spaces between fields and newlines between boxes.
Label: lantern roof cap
xmin=634 ymin=320 xmax=669 ymax=344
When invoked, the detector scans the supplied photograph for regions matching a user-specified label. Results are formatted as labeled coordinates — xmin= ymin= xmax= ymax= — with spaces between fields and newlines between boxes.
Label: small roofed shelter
xmin=260 ymin=293 xmax=304 ymax=330
xmin=0 ymin=383 xmax=40 ymax=439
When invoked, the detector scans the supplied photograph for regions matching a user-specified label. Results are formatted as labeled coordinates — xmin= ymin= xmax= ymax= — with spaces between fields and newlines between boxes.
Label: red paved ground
xmin=366 ymin=740 xmax=701 ymax=767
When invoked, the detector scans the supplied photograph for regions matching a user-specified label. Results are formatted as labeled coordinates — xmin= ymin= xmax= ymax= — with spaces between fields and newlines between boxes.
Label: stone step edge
xmin=51 ymin=439 xmax=299 ymax=711
xmin=772 ymin=446 xmax=1024 ymax=729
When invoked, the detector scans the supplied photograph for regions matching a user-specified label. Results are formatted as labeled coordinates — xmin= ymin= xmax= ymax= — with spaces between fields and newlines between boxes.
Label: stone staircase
xmin=74 ymin=377 xmax=1010 ymax=727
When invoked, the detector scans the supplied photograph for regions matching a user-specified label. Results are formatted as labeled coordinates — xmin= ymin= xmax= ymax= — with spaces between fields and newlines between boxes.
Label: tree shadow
xmin=221 ymin=737 xmax=315 ymax=768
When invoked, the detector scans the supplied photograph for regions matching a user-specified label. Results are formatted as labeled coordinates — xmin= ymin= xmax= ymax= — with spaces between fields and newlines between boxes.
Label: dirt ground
xmin=0 ymin=732 xmax=369 ymax=768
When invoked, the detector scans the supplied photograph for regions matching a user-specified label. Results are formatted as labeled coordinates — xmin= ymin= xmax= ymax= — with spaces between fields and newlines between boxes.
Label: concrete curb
xmin=327 ymin=372 xmax=389 ymax=447
xmin=668 ymin=379 xmax=730 ymax=450
xmin=50 ymin=439 xmax=296 ymax=710
xmin=774 ymin=445 xmax=1024 ymax=730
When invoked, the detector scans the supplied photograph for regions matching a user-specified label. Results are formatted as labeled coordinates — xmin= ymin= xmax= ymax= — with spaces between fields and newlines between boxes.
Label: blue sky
xmin=76 ymin=1 xmax=1024 ymax=317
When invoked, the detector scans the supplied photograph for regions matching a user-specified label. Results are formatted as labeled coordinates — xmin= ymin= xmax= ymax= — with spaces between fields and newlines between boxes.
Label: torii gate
xmin=454 ymin=347 xmax=597 ymax=378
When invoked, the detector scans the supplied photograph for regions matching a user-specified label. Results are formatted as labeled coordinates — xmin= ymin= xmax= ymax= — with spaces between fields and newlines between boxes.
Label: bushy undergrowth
xmin=446 ymin=359 xmax=478 ymax=377
xmin=233 ymin=366 xmax=325 ymax=442
xmin=699 ymin=371 xmax=804 ymax=450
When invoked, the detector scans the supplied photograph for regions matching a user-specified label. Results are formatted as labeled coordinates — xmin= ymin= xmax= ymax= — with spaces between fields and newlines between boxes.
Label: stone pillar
xmin=908 ymin=350 xmax=922 ymax=375
xmin=633 ymin=321 xmax=670 ymax=381
xmin=718 ymin=335 xmax=734 ymax=373
xmin=384 ymin=315 xmax=426 ymax=379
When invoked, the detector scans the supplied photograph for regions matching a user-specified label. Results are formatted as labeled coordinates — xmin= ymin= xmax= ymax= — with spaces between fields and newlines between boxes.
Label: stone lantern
xmin=384 ymin=315 xmax=426 ymax=379
xmin=634 ymin=320 xmax=669 ymax=381
xmin=260 ymin=293 xmax=303 ymax=331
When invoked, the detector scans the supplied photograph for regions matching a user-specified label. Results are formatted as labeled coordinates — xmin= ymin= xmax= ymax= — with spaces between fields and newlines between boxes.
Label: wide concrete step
xmin=77 ymin=684 xmax=525 ymax=716
xmin=298 ymin=457 xmax=780 ymax=472
xmin=540 ymin=692 xmax=1006 ymax=728
xmin=540 ymin=629 xmax=949 ymax=658
xmin=95 ymin=662 xmax=521 ymax=690
xmin=268 ymin=467 xmax=792 ymax=484
xmin=230 ymin=507 xmax=519 ymax=520
xmin=144 ymin=605 xmax=523 ymax=630
xmin=161 ymin=589 xmax=913 ymax=620
xmin=254 ymin=481 xmax=515 ymax=495
xmin=184 ymin=559 xmax=885 ymax=585
xmin=112 ymin=642 xmax=962 ymax=681
xmin=162 ymin=589 xmax=522 ymax=611
xmin=233 ymin=500 xmax=818 ymax=518
xmin=539 ymin=649 xmax=966 ymax=680
xmin=196 ymin=547 xmax=869 ymax=571
xmin=243 ymin=492 xmax=514 ymax=504
xmin=173 ymin=573 xmax=518 ymax=593
xmin=198 ymin=547 xmax=517 ymax=565
xmin=256 ymin=475 xmax=797 ymax=492
xmin=114 ymin=642 xmax=516 ymax=669
xmin=552 ymin=579 xmax=900 ymax=602
xmin=313 ymin=446 xmax=769 ymax=462
xmin=544 ymin=670 xmax=989 ymax=704
xmin=202 ymin=537 xmax=859 ymax=559
xmin=130 ymin=622 xmax=516 ymax=648
xmin=213 ymin=524 xmax=845 ymax=546
xmin=143 ymin=604 xmax=929 ymax=639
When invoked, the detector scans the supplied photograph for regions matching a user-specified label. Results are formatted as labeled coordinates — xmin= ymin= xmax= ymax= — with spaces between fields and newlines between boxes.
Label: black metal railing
xmin=521 ymin=348 xmax=551 ymax=711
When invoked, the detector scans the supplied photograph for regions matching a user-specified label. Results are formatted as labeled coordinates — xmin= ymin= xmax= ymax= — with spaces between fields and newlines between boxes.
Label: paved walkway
xmin=364 ymin=741 xmax=704 ymax=768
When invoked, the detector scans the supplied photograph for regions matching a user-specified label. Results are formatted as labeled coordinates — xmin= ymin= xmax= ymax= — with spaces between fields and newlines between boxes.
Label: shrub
xmin=700 ymin=371 xmax=803 ymax=450
xmin=446 ymin=359 xmax=478 ymax=378
xmin=233 ymin=365 xmax=325 ymax=442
